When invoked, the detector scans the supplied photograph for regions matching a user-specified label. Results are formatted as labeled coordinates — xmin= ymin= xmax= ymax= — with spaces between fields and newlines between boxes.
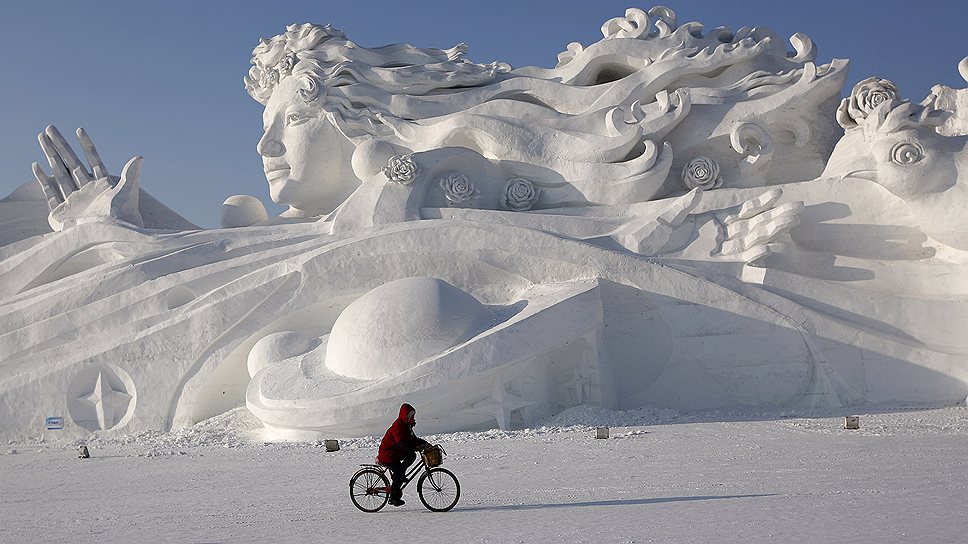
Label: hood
xmin=398 ymin=403 xmax=415 ymax=422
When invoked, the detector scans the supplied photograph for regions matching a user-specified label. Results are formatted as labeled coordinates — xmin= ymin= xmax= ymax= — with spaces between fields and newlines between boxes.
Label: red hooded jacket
xmin=377 ymin=403 xmax=428 ymax=464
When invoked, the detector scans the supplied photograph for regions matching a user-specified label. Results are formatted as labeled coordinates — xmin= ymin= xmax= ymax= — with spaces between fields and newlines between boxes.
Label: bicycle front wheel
xmin=417 ymin=467 xmax=460 ymax=512
xmin=349 ymin=468 xmax=390 ymax=513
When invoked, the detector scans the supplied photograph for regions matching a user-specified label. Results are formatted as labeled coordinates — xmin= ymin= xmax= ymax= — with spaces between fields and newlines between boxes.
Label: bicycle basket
xmin=421 ymin=445 xmax=443 ymax=467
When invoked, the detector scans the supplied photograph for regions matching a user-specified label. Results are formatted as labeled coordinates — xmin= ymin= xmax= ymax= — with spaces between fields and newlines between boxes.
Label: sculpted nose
xmin=257 ymin=131 xmax=285 ymax=158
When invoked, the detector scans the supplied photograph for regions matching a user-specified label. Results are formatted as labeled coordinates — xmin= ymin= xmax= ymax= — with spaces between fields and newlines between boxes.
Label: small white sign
xmin=45 ymin=417 xmax=64 ymax=430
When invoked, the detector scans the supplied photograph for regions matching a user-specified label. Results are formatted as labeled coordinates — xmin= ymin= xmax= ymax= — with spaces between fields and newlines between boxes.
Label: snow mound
xmin=76 ymin=407 xmax=264 ymax=451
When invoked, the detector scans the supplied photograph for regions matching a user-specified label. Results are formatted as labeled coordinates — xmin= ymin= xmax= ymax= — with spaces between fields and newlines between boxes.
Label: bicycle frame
xmin=360 ymin=457 xmax=428 ymax=495
xmin=398 ymin=458 xmax=427 ymax=491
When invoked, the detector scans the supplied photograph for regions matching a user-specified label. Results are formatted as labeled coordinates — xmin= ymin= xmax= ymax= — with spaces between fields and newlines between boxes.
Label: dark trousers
xmin=387 ymin=451 xmax=416 ymax=500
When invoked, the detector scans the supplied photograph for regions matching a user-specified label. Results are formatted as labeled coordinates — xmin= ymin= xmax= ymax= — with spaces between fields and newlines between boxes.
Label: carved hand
xmin=32 ymin=125 xmax=144 ymax=231
xmin=716 ymin=188 xmax=803 ymax=264
xmin=613 ymin=187 xmax=802 ymax=265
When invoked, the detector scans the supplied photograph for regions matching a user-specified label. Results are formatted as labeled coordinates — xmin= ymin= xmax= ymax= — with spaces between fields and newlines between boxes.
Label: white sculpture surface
xmin=220 ymin=195 xmax=269 ymax=229
xmin=1 ymin=7 xmax=967 ymax=441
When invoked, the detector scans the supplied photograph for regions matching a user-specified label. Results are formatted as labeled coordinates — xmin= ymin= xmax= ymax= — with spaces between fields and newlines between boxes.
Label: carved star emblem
xmin=465 ymin=372 xmax=535 ymax=430
xmin=81 ymin=370 xmax=132 ymax=430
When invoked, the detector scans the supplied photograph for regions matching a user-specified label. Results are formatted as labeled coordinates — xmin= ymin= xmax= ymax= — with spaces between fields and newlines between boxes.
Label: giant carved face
xmin=257 ymin=76 xmax=358 ymax=216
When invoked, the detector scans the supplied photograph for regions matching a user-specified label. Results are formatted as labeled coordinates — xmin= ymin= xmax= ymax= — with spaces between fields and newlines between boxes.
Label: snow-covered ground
xmin=3 ymin=404 xmax=967 ymax=543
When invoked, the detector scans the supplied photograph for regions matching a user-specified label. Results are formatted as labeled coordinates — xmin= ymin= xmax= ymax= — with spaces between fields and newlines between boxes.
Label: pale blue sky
xmin=2 ymin=0 xmax=966 ymax=227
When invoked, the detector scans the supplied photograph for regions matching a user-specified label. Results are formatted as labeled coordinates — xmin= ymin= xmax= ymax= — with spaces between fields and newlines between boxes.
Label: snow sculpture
xmin=241 ymin=15 xmax=843 ymax=225
xmin=1 ymin=7 xmax=967 ymax=441
xmin=22 ymin=126 xmax=198 ymax=234
xmin=220 ymin=195 xmax=269 ymax=228
xmin=826 ymin=80 xmax=967 ymax=249
xmin=248 ymin=277 xmax=610 ymax=436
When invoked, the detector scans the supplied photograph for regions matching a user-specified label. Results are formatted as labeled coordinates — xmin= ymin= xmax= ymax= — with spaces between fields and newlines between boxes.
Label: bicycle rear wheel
xmin=349 ymin=468 xmax=390 ymax=512
xmin=417 ymin=467 xmax=460 ymax=512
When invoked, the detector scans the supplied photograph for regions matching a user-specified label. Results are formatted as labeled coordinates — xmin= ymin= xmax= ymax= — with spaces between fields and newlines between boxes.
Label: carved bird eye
xmin=891 ymin=141 xmax=924 ymax=165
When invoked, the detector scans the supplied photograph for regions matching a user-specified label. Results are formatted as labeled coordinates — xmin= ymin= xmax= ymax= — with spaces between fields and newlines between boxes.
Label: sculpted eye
xmin=891 ymin=142 xmax=924 ymax=165
xmin=285 ymin=113 xmax=308 ymax=126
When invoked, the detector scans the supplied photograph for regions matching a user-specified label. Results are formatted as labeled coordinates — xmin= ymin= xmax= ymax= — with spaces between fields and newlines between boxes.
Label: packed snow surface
xmin=3 ymin=404 xmax=968 ymax=543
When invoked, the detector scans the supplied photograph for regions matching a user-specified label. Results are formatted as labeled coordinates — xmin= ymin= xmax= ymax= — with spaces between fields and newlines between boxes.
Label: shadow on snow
xmin=453 ymin=493 xmax=777 ymax=512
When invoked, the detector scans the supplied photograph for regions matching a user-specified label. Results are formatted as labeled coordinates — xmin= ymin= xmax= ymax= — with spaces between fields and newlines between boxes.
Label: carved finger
xmin=723 ymin=188 xmax=783 ymax=225
xmin=71 ymin=165 xmax=93 ymax=187
xmin=44 ymin=125 xmax=86 ymax=180
xmin=32 ymin=161 xmax=63 ymax=209
xmin=76 ymin=127 xmax=108 ymax=180
xmin=766 ymin=213 xmax=800 ymax=239
xmin=740 ymin=214 xmax=800 ymax=250
xmin=725 ymin=201 xmax=803 ymax=240
xmin=38 ymin=132 xmax=78 ymax=195
xmin=722 ymin=214 xmax=799 ymax=255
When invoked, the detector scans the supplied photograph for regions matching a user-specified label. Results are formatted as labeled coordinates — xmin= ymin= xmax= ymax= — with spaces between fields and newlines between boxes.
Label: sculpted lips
xmin=264 ymin=163 xmax=291 ymax=181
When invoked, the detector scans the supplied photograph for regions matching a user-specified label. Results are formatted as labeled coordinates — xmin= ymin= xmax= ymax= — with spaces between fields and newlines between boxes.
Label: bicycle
xmin=349 ymin=444 xmax=460 ymax=512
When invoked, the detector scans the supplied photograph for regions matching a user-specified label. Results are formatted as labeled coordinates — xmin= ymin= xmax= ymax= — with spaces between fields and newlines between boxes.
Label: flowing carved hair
xmin=246 ymin=12 xmax=825 ymax=206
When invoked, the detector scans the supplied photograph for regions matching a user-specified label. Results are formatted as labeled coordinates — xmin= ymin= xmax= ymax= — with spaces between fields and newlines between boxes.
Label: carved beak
xmin=840 ymin=169 xmax=879 ymax=183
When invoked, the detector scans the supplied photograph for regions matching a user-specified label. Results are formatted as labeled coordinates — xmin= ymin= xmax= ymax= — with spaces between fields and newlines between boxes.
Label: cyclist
xmin=377 ymin=403 xmax=430 ymax=506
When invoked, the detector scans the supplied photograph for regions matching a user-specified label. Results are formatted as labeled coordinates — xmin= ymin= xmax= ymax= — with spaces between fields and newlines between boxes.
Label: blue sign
xmin=45 ymin=417 xmax=64 ymax=430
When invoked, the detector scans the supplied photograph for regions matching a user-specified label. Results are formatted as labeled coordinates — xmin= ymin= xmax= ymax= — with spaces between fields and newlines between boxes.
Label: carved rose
xmin=276 ymin=53 xmax=296 ymax=77
xmin=266 ymin=69 xmax=280 ymax=87
xmin=837 ymin=77 xmax=899 ymax=129
xmin=439 ymin=172 xmax=478 ymax=204
xmin=250 ymin=52 xmax=297 ymax=99
xmin=681 ymin=156 xmax=723 ymax=190
xmin=503 ymin=177 xmax=540 ymax=211
xmin=382 ymin=154 xmax=418 ymax=185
